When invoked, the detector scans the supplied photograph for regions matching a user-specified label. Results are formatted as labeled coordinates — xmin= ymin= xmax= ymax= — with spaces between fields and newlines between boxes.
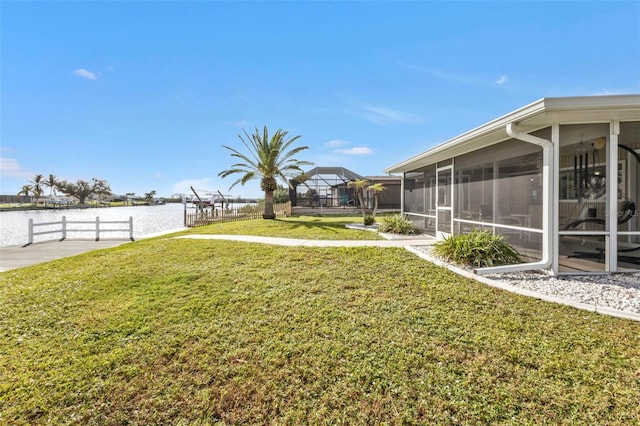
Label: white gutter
xmin=475 ymin=122 xmax=553 ymax=275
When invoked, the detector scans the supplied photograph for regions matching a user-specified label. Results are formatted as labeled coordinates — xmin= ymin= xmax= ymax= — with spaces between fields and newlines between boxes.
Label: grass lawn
xmin=1 ymin=218 xmax=639 ymax=424
xmin=174 ymin=215 xmax=387 ymax=240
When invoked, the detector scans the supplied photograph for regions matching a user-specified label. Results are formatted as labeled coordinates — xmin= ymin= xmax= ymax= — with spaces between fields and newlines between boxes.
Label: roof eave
xmin=384 ymin=95 xmax=640 ymax=174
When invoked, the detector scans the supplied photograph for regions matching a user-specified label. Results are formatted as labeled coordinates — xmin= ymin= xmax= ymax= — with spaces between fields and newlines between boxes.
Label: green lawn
xmin=1 ymin=218 xmax=639 ymax=424
xmin=174 ymin=215 xmax=386 ymax=240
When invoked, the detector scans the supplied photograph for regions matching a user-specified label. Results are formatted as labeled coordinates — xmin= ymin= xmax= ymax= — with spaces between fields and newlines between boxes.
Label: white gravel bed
xmin=410 ymin=246 xmax=640 ymax=317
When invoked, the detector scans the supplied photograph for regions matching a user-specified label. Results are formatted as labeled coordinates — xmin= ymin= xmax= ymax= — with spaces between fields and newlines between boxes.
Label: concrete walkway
xmin=175 ymin=234 xmax=437 ymax=247
xmin=0 ymin=228 xmax=187 ymax=272
xmin=0 ymin=240 xmax=133 ymax=272
xmin=0 ymin=233 xmax=436 ymax=272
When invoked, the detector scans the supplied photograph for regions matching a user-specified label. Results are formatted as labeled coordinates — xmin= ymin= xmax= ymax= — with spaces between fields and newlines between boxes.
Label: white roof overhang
xmin=384 ymin=95 xmax=640 ymax=174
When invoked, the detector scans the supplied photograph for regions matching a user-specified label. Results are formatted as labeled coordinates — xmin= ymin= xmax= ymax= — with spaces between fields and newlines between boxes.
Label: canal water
xmin=0 ymin=203 xmax=189 ymax=247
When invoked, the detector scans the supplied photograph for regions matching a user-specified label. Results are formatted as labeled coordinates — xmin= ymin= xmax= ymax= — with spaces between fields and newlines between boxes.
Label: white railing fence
xmin=28 ymin=216 xmax=134 ymax=244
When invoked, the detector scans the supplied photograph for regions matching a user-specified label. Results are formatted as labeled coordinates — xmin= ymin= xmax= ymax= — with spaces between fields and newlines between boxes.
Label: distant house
xmin=289 ymin=167 xmax=401 ymax=210
xmin=365 ymin=175 xmax=401 ymax=210
xmin=385 ymin=95 xmax=640 ymax=276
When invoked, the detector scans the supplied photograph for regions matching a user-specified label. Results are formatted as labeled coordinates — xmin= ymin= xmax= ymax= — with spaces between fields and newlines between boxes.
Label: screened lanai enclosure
xmin=289 ymin=167 xmax=363 ymax=208
xmin=558 ymin=122 xmax=640 ymax=273
xmin=386 ymin=95 xmax=640 ymax=276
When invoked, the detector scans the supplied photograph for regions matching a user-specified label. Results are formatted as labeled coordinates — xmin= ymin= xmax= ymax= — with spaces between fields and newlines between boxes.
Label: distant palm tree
xmin=368 ymin=182 xmax=386 ymax=218
xmin=29 ymin=174 xmax=44 ymax=204
xmin=219 ymin=126 xmax=312 ymax=219
xmin=348 ymin=179 xmax=370 ymax=219
xmin=43 ymin=174 xmax=58 ymax=197
xmin=17 ymin=184 xmax=32 ymax=202
xmin=145 ymin=190 xmax=156 ymax=205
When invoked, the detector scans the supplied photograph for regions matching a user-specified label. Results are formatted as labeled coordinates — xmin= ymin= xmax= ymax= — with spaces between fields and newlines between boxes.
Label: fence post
xmin=62 ymin=216 xmax=67 ymax=240
xmin=96 ymin=216 xmax=100 ymax=241
xmin=28 ymin=218 xmax=33 ymax=245
xmin=129 ymin=216 xmax=134 ymax=240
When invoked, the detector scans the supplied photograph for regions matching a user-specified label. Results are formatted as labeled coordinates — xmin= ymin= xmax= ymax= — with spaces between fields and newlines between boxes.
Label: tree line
xmin=18 ymin=174 xmax=111 ymax=204
xmin=17 ymin=174 xmax=159 ymax=205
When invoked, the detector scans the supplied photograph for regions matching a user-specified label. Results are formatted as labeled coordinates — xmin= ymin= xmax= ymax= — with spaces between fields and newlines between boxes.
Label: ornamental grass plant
xmin=432 ymin=229 xmax=521 ymax=268
xmin=378 ymin=214 xmax=419 ymax=235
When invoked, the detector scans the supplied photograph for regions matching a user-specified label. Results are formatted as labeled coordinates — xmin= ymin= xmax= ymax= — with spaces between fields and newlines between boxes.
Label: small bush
xmin=363 ymin=215 xmax=375 ymax=226
xmin=378 ymin=214 xmax=419 ymax=235
xmin=432 ymin=229 xmax=521 ymax=268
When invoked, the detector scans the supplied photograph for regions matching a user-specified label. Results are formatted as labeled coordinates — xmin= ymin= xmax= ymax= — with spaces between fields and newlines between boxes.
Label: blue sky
xmin=2 ymin=1 xmax=639 ymax=199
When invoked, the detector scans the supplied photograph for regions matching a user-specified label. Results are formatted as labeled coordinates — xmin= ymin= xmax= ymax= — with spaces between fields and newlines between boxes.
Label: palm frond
xmin=219 ymin=125 xmax=313 ymax=190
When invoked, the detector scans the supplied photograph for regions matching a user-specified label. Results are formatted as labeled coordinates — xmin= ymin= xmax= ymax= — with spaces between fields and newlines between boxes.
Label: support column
xmin=606 ymin=121 xmax=620 ymax=272
xmin=492 ymin=161 xmax=499 ymax=233
xmin=400 ymin=172 xmax=405 ymax=215
xmin=551 ymin=123 xmax=560 ymax=275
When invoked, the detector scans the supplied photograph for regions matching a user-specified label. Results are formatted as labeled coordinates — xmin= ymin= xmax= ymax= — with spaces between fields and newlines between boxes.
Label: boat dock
xmin=0 ymin=228 xmax=186 ymax=272
xmin=0 ymin=240 xmax=132 ymax=272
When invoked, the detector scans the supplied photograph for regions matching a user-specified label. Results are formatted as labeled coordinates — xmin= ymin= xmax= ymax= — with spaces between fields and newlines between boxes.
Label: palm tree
xmin=348 ymin=179 xmax=370 ymax=219
xmin=145 ymin=190 xmax=157 ymax=205
xmin=29 ymin=174 xmax=44 ymax=204
xmin=17 ymin=185 xmax=32 ymax=202
xmin=219 ymin=126 xmax=312 ymax=219
xmin=126 ymin=193 xmax=136 ymax=205
xmin=43 ymin=174 xmax=58 ymax=197
xmin=368 ymin=182 xmax=386 ymax=218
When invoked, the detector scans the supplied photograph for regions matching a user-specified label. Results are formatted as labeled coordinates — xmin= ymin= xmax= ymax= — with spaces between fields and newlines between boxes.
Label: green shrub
xmin=363 ymin=215 xmax=375 ymax=226
xmin=432 ymin=229 xmax=521 ymax=268
xmin=378 ymin=214 xmax=419 ymax=235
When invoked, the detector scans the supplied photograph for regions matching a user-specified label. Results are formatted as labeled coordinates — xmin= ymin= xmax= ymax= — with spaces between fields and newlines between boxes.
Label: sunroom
xmin=385 ymin=95 xmax=640 ymax=276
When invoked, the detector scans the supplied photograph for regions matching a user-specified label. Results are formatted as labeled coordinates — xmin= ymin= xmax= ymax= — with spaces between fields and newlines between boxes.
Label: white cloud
xmin=0 ymin=146 xmax=18 ymax=154
xmin=402 ymin=62 xmax=508 ymax=88
xmin=399 ymin=62 xmax=478 ymax=85
xmin=334 ymin=146 xmax=373 ymax=155
xmin=588 ymin=89 xmax=630 ymax=96
xmin=224 ymin=120 xmax=251 ymax=127
xmin=0 ymin=157 xmax=32 ymax=178
xmin=337 ymin=94 xmax=423 ymax=126
xmin=71 ymin=68 xmax=98 ymax=80
xmin=325 ymin=139 xmax=348 ymax=148
xmin=355 ymin=103 xmax=420 ymax=126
